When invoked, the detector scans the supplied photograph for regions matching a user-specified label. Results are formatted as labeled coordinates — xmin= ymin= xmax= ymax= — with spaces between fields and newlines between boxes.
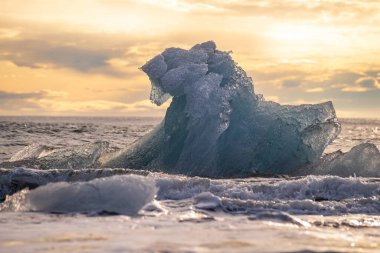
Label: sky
xmin=1 ymin=0 xmax=380 ymax=118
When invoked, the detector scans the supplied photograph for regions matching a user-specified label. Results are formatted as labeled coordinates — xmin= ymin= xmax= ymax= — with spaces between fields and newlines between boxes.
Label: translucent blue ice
xmin=298 ymin=143 xmax=380 ymax=177
xmin=102 ymin=41 xmax=342 ymax=177
xmin=0 ymin=175 xmax=156 ymax=215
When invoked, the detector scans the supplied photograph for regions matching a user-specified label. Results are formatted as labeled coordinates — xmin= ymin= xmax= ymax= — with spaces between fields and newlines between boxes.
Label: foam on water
xmin=248 ymin=211 xmax=311 ymax=227
xmin=1 ymin=117 xmax=380 ymax=252
xmin=0 ymin=175 xmax=157 ymax=215
xmin=155 ymin=174 xmax=380 ymax=214
xmin=1 ymin=168 xmax=380 ymax=215
xmin=155 ymin=175 xmax=380 ymax=201
xmin=0 ymin=168 xmax=380 ymax=214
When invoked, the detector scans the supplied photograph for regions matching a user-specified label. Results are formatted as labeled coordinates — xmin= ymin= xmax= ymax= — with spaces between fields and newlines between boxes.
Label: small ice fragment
xmin=2 ymin=141 xmax=109 ymax=170
xmin=193 ymin=192 xmax=222 ymax=210
xmin=178 ymin=210 xmax=215 ymax=223
xmin=248 ymin=211 xmax=311 ymax=227
xmin=9 ymin=143 xmax=53 ymax=162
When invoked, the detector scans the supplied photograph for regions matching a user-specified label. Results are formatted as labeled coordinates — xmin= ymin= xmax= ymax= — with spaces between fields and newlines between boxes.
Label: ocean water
xmin=0 ymin=116 xmax=380 ymax=253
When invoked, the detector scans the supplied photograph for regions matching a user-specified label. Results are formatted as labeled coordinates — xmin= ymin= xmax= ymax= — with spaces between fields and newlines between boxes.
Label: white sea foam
xmin=156 ymin=175 xmax=380 ymax=201
xmin=1 ymin=117 xmax=380 ymax=253
xmin=248 ymin=211 xmax=311 ymax=227
xmin=155 ymin=174 xmax=380 ymax=214
xmin=0 ymin=175 xmax=156 ymax=215
xmin=1 ymin=168 xmax=380 ymax=215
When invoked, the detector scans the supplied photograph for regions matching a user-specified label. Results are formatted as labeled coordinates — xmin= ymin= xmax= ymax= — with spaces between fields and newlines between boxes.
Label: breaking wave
xmin=155 ymin=174 xmax=380 ymax=215
xmin=1 ymin=168 xmax=380 ymax=215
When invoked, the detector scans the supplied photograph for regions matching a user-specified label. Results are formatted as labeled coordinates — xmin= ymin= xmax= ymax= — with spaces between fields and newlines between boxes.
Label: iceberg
xmin=101 ymin=41 xmax=341 ymax=177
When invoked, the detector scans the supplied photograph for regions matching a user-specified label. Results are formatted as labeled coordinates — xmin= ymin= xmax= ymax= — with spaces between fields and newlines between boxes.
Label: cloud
xmin=339 ymin=76 xmax=379 ymax=92
xmin=328 ymin=71 xmax=363 ymax=85
xmin=341 ymin=86 xmax=368 ymax=92
xmin=0 ymin=18 xmax=160 ymax=77
xmin=356 ymin=77 xmax=379 ymax=89
xmin=3 ymin=0 xmax=380 ymax=23
xmin=281 ymin=79 xmax=302 ymax=88
xmin=302 ymin=70 xmax=380 ymax=93
xmin=0 ymin=90 xmax=47 ymax=111
xmin=264 ymin=95 xmax=279 ymax=102
xmin=0 ymin=38 xmax=131 ymax=76
xmin=306 ymin=87 xmax=324 ymax=93
xmin=178 ymin=0 xmax=380 ymax=22
xmin=37 ymin=98 xmax=168 ymax=116
xmin=0 ymin=90 xmax=47 ymax=100
xmin=325 ymin=71 xmax=380 ymax=92
xmin=0 ymin=90 xmax=167 ymax=116
xmin=0 ymin=40 xmax=109 ymax=70
xmin=0 ymin=1 xmax=379 ymax=117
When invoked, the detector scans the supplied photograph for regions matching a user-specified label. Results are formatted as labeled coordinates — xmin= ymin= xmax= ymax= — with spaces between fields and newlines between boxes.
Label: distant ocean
xmin=0 ymin=116 xmax=380 ymax=253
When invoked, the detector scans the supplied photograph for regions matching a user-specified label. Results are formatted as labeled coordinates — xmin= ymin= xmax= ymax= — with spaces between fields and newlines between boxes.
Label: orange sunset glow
xmin=1 ymin=0 xmax=380 ymax=117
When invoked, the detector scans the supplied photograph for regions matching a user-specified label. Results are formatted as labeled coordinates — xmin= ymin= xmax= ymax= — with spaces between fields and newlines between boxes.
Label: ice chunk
xmin=9 ymin=143 xmax=53 ymax=162
xmin=102 ymin=41 xmax=341 ymax=177
xmin=140 ymin=54 xmax=167 ymax=80
xmin=145 ymin=42 xmax=212 ymax=105
xmin=185 ymin=72 xmax=224 ymax=121
xmin=141 ymin=54 xmax=170 ymax=105
xmin=150 ymin=84 xmax=171 ymax=106
xmin=194 ymin=192 xmax=222 ymax=210
xmin=160 ymin=63 xmax=208 ymax=96
xmin=0 ymin=175 xmax=157 ymax=215
xmin=297 ymin=143 xmax=380 ymax=177
xmin=0 ymin=167 xmax=149 ymax=201
xmin=208 ymin=51 xmax=235 ymax=85
xmin=1 ymin=141 xmax=109 ymax=170
xmin=191 ymin=40 xmax=216 ymax=56
xmin=224 ymin=100 xmax=342 ymax=174
xmin=161 ymin=47 xmax=208 ymax=69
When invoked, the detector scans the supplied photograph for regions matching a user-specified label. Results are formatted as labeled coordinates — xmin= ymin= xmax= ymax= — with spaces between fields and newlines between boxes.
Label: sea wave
xmin=1 ymin=168 xmax=380 ymax=215
xmin=155 ymin=174 xmax=380 ymax=214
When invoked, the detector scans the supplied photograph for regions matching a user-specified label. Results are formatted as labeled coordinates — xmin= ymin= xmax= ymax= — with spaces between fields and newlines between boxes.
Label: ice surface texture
xmin=102 ymin=41 xmax=341 ymax=177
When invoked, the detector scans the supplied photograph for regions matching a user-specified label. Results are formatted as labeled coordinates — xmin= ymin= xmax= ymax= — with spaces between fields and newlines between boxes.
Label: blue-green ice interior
xmin=102 ymin=41 xmax=342 ymax=177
